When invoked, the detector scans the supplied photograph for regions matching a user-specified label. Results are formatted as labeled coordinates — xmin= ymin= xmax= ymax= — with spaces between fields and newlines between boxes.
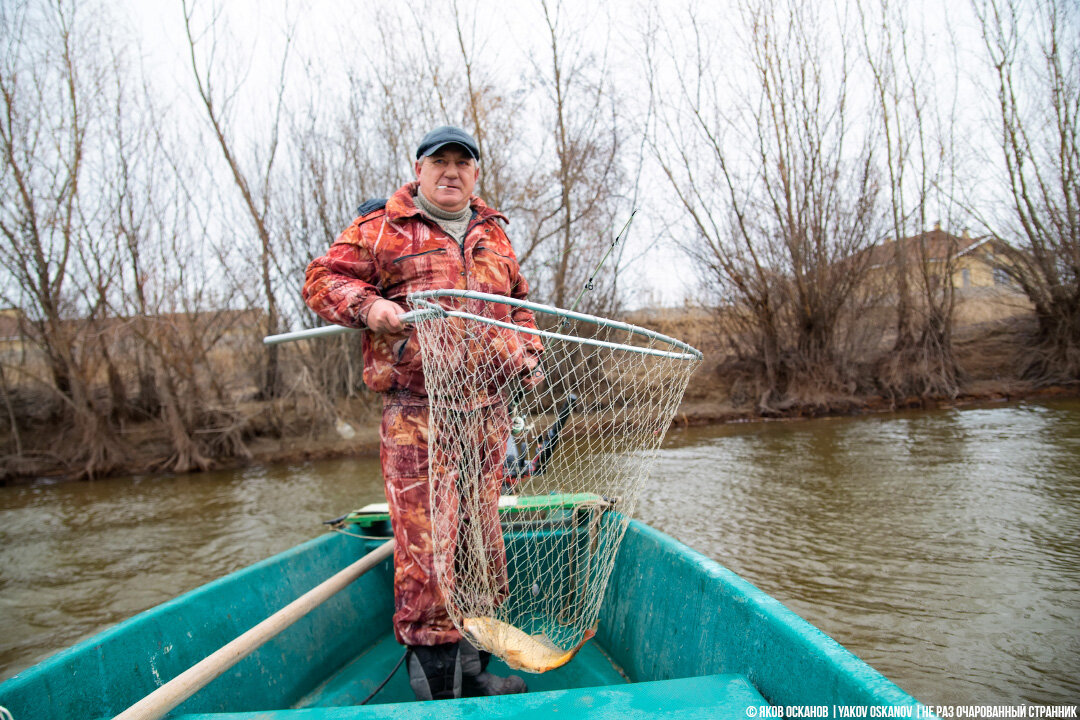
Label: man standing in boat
xmin=302 ymin=126 xmax=541 ymax=701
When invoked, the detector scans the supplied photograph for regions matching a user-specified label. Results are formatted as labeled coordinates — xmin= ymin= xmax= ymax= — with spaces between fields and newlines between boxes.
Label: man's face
xmin=414 ymin=145 xmax=478 ymax=213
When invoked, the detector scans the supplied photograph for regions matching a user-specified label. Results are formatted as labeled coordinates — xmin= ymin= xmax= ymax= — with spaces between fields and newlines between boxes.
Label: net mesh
xmin=408 ymin=290 xmax=701 ymax=673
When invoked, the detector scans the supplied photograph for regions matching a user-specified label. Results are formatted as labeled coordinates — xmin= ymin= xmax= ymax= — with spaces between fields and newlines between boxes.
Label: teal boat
xmin=0 ymin=499 xmax=926 ymax=719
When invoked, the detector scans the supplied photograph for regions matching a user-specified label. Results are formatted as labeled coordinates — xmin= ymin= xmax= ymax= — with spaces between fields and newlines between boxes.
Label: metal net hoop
xmin=407 ymin=290 xmax=702 ymax=673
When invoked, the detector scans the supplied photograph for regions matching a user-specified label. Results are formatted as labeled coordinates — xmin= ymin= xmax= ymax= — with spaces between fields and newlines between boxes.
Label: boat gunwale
xmin=0 ymin=519 xmax=928 ymax=718
xmin=601 ymin=520 xmax=925 ymax=711
xmin=2 ymin=532 xmax=363 ymax=684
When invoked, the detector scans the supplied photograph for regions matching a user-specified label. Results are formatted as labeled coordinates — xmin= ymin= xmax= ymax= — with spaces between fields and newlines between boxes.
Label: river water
xmin=2 ymin=400 xmax=1078 ymax=704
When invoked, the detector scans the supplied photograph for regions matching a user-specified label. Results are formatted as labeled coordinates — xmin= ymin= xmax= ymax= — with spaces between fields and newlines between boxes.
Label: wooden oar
xmin=112 ymin=539 xmax=395 ymax=720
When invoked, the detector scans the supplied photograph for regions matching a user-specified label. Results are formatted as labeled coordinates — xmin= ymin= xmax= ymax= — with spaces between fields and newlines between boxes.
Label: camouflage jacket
xmin=302 ymin=182 xmax=541 ymax=396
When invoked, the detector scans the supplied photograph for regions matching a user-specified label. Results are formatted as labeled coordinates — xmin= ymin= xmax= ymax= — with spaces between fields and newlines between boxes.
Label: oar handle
xmin=112 ymin=539 xmax=394 ymax=720
xmin=263 ymin=309 xmax=435 ymax=345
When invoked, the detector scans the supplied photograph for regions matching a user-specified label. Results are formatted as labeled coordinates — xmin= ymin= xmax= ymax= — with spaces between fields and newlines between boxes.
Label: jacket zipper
xmin=455 ymin=216 xmax=486 ymax=289
xmin=391 ymin=247 xmax=447 ymax=264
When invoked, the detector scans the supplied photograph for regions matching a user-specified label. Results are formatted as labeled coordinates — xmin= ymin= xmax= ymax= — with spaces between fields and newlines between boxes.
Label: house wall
xmin=0 ymin=309 xmax=30 ymax=364
xmin=951 ymin=247 xmax=1011 ymax=289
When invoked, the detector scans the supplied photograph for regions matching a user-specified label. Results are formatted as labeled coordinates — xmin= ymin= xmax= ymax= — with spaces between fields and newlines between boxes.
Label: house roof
xmin=863 ymin=227 xmax=991 ymax=269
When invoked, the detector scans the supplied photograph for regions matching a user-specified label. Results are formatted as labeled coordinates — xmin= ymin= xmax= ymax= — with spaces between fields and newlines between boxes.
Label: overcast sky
xmin=105 ymin=0 xmax=1004 ymax=309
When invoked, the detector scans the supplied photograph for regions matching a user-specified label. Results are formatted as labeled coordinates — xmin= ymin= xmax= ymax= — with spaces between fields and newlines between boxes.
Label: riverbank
xmin=244 ymin=381 xmax=1080 ymax=473
xmin=2 ymin=306 xmax=1078 ymax=486
xmin=230 ymin=376 xmax=1080 ymax=475
xmin=675 ymin=311 xmax=1080 ymax=423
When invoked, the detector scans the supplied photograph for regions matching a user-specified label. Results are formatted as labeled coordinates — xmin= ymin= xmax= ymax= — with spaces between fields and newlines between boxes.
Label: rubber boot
xmin=406 ymin=643 xmax=462 ymax=701
xmin=459 ymin=640 xmax=528 ymax=697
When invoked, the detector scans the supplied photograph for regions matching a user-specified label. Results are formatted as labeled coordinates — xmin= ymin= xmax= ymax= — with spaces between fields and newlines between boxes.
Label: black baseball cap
xmin=416 ymin=125 xmax=480 ymax=160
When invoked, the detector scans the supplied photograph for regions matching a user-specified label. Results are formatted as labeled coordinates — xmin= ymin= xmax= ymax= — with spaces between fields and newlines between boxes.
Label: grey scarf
xmin=414 ymin=190 xmax=472 ymax=246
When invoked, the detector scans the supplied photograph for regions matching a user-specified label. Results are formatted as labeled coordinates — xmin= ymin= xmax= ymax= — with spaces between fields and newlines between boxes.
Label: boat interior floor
xmin=293 ymin=630 xmax=629 ymax=707
xmin=168 ymin=632 xmax=768 ymax=718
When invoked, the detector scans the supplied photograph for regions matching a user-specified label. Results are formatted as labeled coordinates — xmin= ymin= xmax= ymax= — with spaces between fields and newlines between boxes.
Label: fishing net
xmin=407 ymin=289 xmax=701 ymax=674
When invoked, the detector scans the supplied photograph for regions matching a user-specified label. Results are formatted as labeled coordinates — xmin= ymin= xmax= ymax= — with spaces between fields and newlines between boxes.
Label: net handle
xmin=407 ymin=289 xmax=703 ymax=361
xmin=263 ymin=308 xmax=441 ymax=345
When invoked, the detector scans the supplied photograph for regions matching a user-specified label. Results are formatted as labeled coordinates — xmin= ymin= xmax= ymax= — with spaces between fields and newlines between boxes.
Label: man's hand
xmin=520 ymin=356 xmax=545 ymax=389
xmin=365 ymin=298 xmax=405 ymax=334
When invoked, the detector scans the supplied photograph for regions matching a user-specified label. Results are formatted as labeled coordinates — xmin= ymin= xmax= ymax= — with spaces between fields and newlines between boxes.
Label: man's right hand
xmin=365 ymin=298 xmax=406 ymax=334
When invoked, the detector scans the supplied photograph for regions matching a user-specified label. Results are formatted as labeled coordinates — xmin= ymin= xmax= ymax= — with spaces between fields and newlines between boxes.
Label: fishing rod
xmin=507 ymin=209 xmax=634 ymax=483
xmin=563 ymin=210 xmax=637 ymax=322
xmin=502 ymin=393 xmax=577 ymax=490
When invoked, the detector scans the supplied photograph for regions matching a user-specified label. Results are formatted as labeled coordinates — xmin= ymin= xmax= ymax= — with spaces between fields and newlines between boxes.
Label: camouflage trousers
xmin=380 ymin=392 xmax=509 ymax=646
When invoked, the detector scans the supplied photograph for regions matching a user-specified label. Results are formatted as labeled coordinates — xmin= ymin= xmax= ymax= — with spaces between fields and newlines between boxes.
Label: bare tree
xmin=445 ymin=0 xmax=547 ymax=227
xmin=514 ymin=0 xmax=627 ymax=314
xmin=0 ymin=361 xmax=20 ymax=458
xmin=394 ymin=0 xmax=560 ymax=264
xmin=107 ymin=73 xmax=252 ymax=472
xmin=277 ymin=109 xmax=373 ymax=407
xmin=0 ymin=0 xmax=273 ymax=476
xmin=976 ymin=0 xmax=1080 ymax=382
xmin=0 ymin=0 xmax=124 ymax=476
xmin=647 ymin=0 xmax=883 ymax=412
xmin=181 ymin=0 xmax=294 ymax=399
xmin=859 ymin=0 xmax=962 ymax=399
xmin=409 ymin=0 xmax=629 ymax=313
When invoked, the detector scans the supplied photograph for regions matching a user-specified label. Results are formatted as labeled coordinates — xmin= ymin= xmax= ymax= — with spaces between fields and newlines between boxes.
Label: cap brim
xmin=420 ymin=141 xmax=479 ymax=160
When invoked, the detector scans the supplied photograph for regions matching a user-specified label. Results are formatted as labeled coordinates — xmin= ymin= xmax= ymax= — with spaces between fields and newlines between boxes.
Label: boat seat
xmin=172 ymin=673 xmax=768 ymax=719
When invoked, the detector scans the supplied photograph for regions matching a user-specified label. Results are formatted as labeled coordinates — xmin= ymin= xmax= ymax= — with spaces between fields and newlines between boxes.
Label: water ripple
xmin=642 ymin=400 xmax=1080 ymax=705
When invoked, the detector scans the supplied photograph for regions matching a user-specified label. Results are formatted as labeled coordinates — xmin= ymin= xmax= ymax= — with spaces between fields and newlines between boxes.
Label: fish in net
xmin=408 ymin=289 xmax=702 ymax=674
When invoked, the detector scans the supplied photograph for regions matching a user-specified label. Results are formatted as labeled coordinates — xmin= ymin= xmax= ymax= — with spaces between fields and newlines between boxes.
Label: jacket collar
xmin=385 ymin=182 xmax=508 ymax=225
